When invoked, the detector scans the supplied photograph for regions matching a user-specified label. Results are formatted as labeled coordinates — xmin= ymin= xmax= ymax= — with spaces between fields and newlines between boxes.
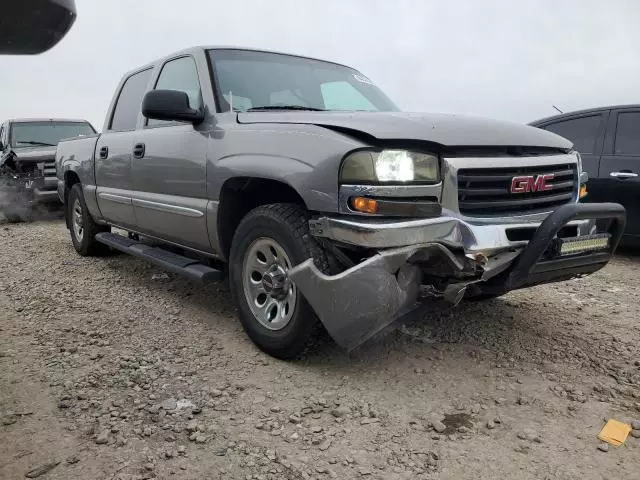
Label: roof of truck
xmin=530 ymin=104 xmax=640 ymax=125
xmin=125 ymin=45 xmax=355 ymax=76
xmin=6 ymin=118 xmax=92 ymax=124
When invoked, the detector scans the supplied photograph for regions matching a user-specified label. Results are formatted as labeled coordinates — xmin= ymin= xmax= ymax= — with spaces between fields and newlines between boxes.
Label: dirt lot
xmin=1 ymin=219 xmax=639 ymax=480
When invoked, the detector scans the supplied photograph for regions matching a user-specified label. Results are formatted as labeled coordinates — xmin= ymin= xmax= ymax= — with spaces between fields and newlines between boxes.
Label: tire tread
xmin=230 ymin=203 xmax=329 ymax=359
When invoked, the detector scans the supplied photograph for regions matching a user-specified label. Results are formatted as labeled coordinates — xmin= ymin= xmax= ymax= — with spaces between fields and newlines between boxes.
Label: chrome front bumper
xmin=290 ymin=203 xmax=626 ymax=351
xmin=308 ymin=210 xmax=596 ymax=253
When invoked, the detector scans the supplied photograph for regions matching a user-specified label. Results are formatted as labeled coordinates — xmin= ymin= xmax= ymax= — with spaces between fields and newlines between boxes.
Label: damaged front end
xmin=0 ymin=149 xmax=55 ymax=222
xmin=289 ymin=203 xmax=626 ymax=351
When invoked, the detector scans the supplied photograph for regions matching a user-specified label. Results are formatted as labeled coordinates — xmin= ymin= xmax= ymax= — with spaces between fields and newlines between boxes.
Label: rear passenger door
xmin=95 ymin=68 xmax=153 ymax=229
xmin=131 ymin=55 xmax=210 ymax=250
xmin=541 ymin=112 xmax=608 ymax=187
xmin=598 ymin=108 xmax=640 ymax=237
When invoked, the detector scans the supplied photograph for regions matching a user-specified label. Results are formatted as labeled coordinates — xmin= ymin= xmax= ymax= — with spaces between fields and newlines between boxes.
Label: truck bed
xmin=55 ymin=133 xmax=101 ymax=197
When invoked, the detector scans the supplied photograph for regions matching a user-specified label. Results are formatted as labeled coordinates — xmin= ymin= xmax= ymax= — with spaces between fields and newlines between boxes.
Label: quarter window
xmin=614 ymin=112 xmax=640 ymax=155
xmin=543 ymin=115 xmax=602 ymax=154
xmin=109 ymin=68 xmax=153 ymax=131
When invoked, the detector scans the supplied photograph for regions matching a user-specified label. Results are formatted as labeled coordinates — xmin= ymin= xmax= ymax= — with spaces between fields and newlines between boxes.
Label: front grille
xmin=457 ymin=163 xmax=577 ymax=216
xmin=42 ymin=161 xmax=56 ymax=178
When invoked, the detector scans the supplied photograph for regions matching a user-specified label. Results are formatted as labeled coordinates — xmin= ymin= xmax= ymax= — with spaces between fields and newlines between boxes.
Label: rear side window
xmin=148 ymin=56 xmax=201 ymax=127
xmin=614 ymin=112 xmax=640 ymax=155
xmin=109 ymin=68 xmax=153 ymax=131
xmin=543 ymin=115 xmax=602 ymax=153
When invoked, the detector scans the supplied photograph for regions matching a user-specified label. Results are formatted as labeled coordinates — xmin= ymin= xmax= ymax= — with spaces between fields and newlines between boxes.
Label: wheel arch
xmin=216 ymin=176 xmax=307 ymax=260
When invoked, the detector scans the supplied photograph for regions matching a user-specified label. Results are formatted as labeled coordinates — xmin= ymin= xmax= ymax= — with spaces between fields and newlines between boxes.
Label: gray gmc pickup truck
xmin=56 ymin=47 xmax=626 ymax=358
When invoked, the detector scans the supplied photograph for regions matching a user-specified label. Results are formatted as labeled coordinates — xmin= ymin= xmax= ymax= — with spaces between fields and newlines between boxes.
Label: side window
xmin=0 ymin=124 xmax=5 ymax=149
xmin=321 ymin=81 xmax=376 ymax=111
xmin=148 ymin=56 xmax=202 ymax=126
xmin=543 ymin=115 xmax=602 ymax=153
xmin=614 ymin=112 xmax=640 ymax=155
xmin=109 ymin=68 xmax=153 ymax=132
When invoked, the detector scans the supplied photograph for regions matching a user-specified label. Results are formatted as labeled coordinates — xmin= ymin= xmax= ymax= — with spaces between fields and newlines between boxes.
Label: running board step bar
xmin=95 ymin=232 xmax=224 ymax=284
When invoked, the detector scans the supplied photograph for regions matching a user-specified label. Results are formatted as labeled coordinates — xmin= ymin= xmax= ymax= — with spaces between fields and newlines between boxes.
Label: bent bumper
xmin=290 ymin=203 xmax=626 ymax=350
xmin=32 ymin=188 xmax=60 ymax=204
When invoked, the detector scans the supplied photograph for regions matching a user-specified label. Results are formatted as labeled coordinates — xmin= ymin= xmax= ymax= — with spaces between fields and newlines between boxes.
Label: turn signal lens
xmin=351 ymin=196 xmax=378 ymax=214
xmin=579 ymin=184 xmax=588 ymax=199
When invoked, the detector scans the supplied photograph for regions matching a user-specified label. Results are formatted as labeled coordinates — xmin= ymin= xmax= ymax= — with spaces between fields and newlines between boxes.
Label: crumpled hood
xmin=237 ymin=111 xmax=572 ymax=149
xmin=11 ymin=146 xmax=57 ymax=163
xmin=0 ymin=146 xmax=56 ymax=171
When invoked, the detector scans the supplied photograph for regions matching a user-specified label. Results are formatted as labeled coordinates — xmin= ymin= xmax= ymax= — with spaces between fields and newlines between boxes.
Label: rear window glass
xmin=543 ymin=115 xmax=602 ymax=153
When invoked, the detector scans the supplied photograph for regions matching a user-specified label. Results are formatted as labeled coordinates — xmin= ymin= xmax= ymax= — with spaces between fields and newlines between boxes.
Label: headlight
xmin=340 ymin=149 xmax=439 ymax=184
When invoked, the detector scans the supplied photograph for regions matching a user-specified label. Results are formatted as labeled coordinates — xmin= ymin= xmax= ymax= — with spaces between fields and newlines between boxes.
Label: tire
xmin=229 ymin=203 xmax=330 ymax=359
xmin=67 ymin=183 xmax=110 ymax=256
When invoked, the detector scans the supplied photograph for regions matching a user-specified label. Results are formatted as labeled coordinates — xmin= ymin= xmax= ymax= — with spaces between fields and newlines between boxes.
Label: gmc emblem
xmin=510 ymin=174 xmax=554 ymax=193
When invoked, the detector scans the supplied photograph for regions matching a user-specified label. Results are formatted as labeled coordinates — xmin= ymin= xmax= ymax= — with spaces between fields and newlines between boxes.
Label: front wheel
xmin=67 ymin=184 xmax=110 ymax=256
xmin=229 ymin=203 xmax=329 ymax=359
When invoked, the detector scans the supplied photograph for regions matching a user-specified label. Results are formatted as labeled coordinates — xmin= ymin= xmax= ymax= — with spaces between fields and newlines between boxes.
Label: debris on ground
xmin=598 ymin=419 xmax=632 ymax=446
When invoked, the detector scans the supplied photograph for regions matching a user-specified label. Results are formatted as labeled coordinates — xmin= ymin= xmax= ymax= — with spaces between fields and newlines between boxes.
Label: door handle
xmin=133 ymin=143 xmax=145 ymax=159
xmin=610 ymin=171 xmax=638 ymax=179
xmin=99 ymin=146 xmax=108 ymax=159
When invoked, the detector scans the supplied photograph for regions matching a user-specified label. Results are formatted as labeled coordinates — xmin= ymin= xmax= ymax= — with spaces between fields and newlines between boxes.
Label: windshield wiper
xmin=15 ymin=141 xmax=56 ymax=147
xmin=246 ymin=105 xmax=325 ymax=112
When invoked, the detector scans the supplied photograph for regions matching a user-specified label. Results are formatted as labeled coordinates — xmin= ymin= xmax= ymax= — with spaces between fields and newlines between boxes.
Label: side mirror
xmin=142 ymin=90 xmax=204 ymax=124
xmin=0 ymin=0 xmax=77 ymax=55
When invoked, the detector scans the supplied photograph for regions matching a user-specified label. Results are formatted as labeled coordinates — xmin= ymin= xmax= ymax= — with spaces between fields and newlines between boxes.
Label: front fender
xmin=207 ymin=122 xmax=365 ymax=213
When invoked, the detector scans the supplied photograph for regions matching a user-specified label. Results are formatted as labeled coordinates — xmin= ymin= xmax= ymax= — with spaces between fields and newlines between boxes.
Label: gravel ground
xmin=1 ymin=219 xmax=639 ymax=480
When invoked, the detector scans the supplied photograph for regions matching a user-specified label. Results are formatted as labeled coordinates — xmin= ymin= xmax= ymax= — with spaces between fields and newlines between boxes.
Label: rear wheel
xmin=67 ymin=183 xmax=110 ymax=256
xmin=229 ymin=203 xmax=329 ymax=359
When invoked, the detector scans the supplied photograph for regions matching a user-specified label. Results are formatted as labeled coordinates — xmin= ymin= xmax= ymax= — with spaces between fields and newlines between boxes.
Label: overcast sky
xmin=2 ymin=0 xmax=639 ymax=130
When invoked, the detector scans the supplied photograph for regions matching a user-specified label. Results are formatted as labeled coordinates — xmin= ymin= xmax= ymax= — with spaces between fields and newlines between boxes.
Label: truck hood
xmin=0 ymin=146 xmax=56 ymax=171
xmin=11 ymin=146 xmax=57 ymax=163
xmin=237 ymin=111 xmax=572 ymax=149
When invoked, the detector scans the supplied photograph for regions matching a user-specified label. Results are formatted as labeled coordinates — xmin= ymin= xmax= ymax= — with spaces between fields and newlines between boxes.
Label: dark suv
xmin=531 ymin=106 xmax=640 ymax=245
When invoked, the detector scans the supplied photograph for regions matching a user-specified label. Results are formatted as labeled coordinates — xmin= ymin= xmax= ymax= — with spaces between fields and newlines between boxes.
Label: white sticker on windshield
xmin=353 ymin=73 xmax=374 ymax=85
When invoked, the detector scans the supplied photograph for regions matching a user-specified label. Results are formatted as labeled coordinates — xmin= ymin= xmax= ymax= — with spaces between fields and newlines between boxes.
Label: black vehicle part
xmin=0 ymin=0 xmax=77 ymax=55
xmin=95 ymin=232 xmax=224 ymax=283
xmin=479 ymin=202 xmax=625 ymax=295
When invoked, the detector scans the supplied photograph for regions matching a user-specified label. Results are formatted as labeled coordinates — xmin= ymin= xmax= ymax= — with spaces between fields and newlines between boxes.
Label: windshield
xmin=209 ymin=49 xmax=399 ymax=113
xmin=10 ymin=121 xmax=95 ymax=148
